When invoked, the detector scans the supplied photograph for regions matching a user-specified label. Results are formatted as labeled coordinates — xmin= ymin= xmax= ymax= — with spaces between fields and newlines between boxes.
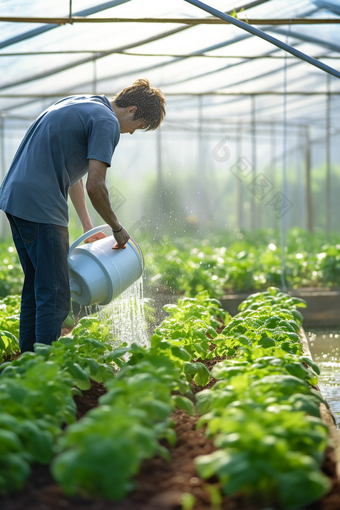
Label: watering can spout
xmin=68 ymin=225 xmax=144 ymax=307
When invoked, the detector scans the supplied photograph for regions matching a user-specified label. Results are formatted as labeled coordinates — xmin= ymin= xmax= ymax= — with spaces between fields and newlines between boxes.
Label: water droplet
xmin=99 ymin=277 xmax=149 ymax=350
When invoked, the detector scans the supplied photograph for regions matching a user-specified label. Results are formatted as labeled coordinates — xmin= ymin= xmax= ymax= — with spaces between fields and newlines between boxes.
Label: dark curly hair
xmin=114 ymin=78 xmax=166 ymax=131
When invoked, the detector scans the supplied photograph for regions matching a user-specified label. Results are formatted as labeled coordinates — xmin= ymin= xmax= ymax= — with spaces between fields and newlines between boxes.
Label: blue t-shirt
xmin=0 ymin=95 xmax=120 ymax=227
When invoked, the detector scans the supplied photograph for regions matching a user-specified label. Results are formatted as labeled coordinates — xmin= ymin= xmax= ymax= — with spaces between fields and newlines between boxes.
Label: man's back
xmin=0 ymin=95 xmax=120 ymax=227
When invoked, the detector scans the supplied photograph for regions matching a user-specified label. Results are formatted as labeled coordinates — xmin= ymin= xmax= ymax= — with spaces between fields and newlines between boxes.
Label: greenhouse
xmin=1 ymin=0 xmax=340 ymax=509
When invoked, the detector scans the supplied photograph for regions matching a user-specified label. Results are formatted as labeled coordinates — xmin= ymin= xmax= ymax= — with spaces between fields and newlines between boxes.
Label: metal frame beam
xmin=183 ymin=0 xmax=340 ymax=79
xmin=0 ymin=0 xmax=132 ymax=50
xmin=1 ymin=16 xmax=340 ymax=25
xmin=273 ymin=27 xmax=340 ymax=54
xmin=0 ymin=1 xmax=272 ymax=93
xmin=1 ymin=91 xmax=340 ymax=99
xmin=1 ymin=51 xmax=340 ymax=59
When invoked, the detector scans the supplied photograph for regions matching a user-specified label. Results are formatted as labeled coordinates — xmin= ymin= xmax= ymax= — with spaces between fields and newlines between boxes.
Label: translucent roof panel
xmin=1 ymin=0 xmax=340 ymax=151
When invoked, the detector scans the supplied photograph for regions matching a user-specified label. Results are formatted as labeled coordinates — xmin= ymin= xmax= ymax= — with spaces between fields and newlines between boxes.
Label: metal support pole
xmin=305 ymin=127 xmax=313 ymax=233
xmin=183 ymin=0 xmax=340 ymax=79
xmin=251 ymin=95 xmax=257 ymax=230
xmin=270 ymin=123 xmax=276 ymax=228
xmin=68 ymin=0 xmax=73 ymax=24
xmin=156 ymin=128 xmax=163 ymax=232
xmin=237 ymin=123 xmax=243 ymax=229
xmin=294 ymin=132 xmax=304 ymax=229
xmin=280 ymin=38 xmax=290 ymax=292
xmin=93 ymin=59 xmax=97 ymax=95
xmin=156 ymin=128 xmax=163 ymax=185
xmin=326 ymin=74 xmax=331 ymax=241
xmin=197 ymin=96 xmax=212 ymax=229
xmin=197 ymin=96 xmax=204 ymax=227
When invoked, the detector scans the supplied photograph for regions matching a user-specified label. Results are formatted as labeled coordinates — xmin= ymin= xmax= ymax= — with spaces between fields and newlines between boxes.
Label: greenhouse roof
xmin=0 ymin=0 xmax=340 ymax=131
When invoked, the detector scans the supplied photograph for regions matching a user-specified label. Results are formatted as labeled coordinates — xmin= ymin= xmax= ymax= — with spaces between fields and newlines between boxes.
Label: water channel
xmin=308 ymin=330 xmax=340 ymax=428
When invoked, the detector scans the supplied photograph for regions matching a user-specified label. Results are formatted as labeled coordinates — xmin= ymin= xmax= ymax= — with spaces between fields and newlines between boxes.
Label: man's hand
xmin=112 ymin=226 xmax=130 ymax=249
xmin=84 ymin=231 xmax=106 ymax=244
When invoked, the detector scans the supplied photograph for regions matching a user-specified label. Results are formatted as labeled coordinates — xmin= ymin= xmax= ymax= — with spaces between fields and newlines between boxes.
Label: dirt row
xmin=1 ymin=318 xmax=339 ymax=510
xmin=1 ymin=371 xmax=340 ymax=510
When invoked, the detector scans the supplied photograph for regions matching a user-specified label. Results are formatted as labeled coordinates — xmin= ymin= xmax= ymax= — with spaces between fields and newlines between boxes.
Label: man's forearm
xmin=69 ymin=179 xmax=93 ymax=231
xmin=87 ymin=184 xmax=121 ymax=231
xmin=86 ymin=159 xmax=129 ymax=247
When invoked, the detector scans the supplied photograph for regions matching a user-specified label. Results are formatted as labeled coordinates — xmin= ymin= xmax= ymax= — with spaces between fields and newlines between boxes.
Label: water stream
xmin=99 ymin=276 xmax=149 ymax=349
xmin=308 ymin=330 xmax=340 ymax=428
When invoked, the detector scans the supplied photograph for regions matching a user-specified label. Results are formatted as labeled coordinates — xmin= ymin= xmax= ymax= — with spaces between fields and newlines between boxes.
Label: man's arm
xmin=69 ymin=179 xmax=93 ymax=232
xmin=86 ymin=159 xmax=130 ymax=247
xmin=69 ymin=178 xmax=106 ymax=243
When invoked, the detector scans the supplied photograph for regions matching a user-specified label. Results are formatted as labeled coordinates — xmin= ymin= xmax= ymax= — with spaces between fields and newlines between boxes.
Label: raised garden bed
xmin=220 ymin=288 xmax=340 ymax=329
xmin=2 ymin=364 xmax=340 ymax=510
xmin=148 ymin=287 xmax=340 ymax=329
xmin=1 ymin=289 xmax=340 ymax=510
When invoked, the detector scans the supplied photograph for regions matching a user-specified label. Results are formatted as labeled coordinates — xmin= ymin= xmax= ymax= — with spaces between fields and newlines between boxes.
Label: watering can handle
xmin=69 ymin=224 xmax=112 ymax=255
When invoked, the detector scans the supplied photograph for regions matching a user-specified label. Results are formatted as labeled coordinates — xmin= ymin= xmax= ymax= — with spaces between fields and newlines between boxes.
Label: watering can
xmin=68 ymin=224 xmax=144 ymax=307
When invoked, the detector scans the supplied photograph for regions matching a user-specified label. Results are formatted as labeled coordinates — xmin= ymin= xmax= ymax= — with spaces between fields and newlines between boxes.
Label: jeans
xmin=6 ymin=214 xmax=70 ymax=353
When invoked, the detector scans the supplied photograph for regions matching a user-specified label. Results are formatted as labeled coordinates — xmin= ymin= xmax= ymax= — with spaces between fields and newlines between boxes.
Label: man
xmin=0 ymin=78 xmax=165 ymax=353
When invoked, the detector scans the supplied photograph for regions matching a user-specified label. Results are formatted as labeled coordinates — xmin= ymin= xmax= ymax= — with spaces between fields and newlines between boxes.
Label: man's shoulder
xmin=42 ymin=95 xmax=118 ymax=130
xmin=52 ymin=95 xmax=114 ymax=115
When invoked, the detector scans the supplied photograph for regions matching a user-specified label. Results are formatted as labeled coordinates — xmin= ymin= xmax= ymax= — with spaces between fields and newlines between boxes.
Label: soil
xmin=3 ymin=351 xmax=20 ymax=362
xmin=61 ymin=325 xmax=74 ymax=337
xmin=1 ymin=319 xmax=340 ymax=510
xmin=2 ymin=404 xmax=339 ymax=510
xmin=1 ymin=374 xmax=340 ymax=510
xmin=73 ymin=380 xmax=107 ymax=420
xmin=216 ymin=317 xmax=225 ymax=335
xmin=191 ymin=356 xmax=227 ymax=395
xmin=0 ymin=407 xmax=261 ymax=510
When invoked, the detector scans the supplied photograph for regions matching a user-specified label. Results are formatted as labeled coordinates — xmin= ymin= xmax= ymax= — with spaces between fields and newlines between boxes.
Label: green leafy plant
xmin=49 ymin=290 xmax=231 ymax=500
xmin=51 ymin=344 xmax=194 ymax=500
xmin=181 ymin=493 xmax=196 ymax=510
xmin=0 ymin=244 xmax=23 ymax=298
xmin=196 ymin=406 xmax=330 ymax=509
xmin=52 ymin=403 xmax=174 ymax=500
xmin=145 ymin=228 xmax=340 ymax=296
xmin=0 ymin=280 xmax=328 ymax=509
xmin=0 ymin=352 xmax=77 ymax=492
xmin=0 ymin=295 xmax=21 ymax=362
xmin=34 ymin=337 xmax=116 ymax=389
xmin=191 ymin=287 xmax=329 ymax=509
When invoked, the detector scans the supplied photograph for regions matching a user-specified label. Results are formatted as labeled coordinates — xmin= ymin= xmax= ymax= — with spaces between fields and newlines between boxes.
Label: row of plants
xmin=0 ymin=305 xmax=118 ymax=492
xmin=1 ymin=227 xmax=340 ymax=299
xmin=49 ymin=293 xmax=222 ymax=500
xmin=145 ymin=227 xmax=340 ymax=296
xmin=135 ymin=287 xmax=331 ymax=508
xmin=0 ymin=293 xmax=216 ymax=499
xmin=0 ymin=242 xmax=23 ymax=298
xmin=0 ymin=295 xmax=20 ymax=362
xmin=194 ymin=289 xmax=330 ymax=509
xmin=0 ymin=287 xmax=332 ymax=509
